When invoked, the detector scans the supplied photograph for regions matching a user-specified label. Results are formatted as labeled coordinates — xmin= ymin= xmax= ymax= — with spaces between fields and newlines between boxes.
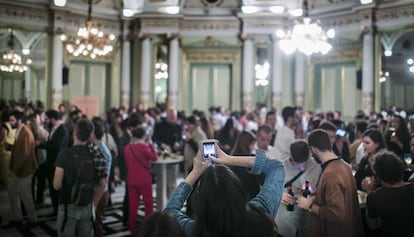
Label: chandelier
xmin=276 ymin=0 xmax=335 ymax=55
xmin=60 ymin=0 xmax=116 ymax=59
xmin=0 ymin=29 xmax=32 ymax=73
xmin=255 ymin=62 xmax=270 ymax=86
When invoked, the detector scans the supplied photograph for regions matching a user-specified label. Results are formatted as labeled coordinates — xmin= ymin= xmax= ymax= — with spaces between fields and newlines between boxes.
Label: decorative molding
xmin=121 ymin=90 xmax=130 ymax=109
xmin=140 ymin=91 xmax=151 ymax=109
xmin=0 ymin=4 xmax=49 ymax=30
xmin=185 ymin=52 xmax=238 ymax=62
xmin=242 ymin=91 xmax=254 ymax=112
xmin=271 ymin=92 xmax=282 ymax=113
xmin=294 ymin=92 xmax=305 ymax=108
xmin=361 ymin=91 xmax=373 ymax=114
xmin=180 ymin=18 xmax=239 ymax=31
xmin=54 ymin=11 xmax=120 ymax=34
xmin=311 ymin=48 xmax=361 ymax=63
xmin=167 ymin=91 xmax=178 ymax=110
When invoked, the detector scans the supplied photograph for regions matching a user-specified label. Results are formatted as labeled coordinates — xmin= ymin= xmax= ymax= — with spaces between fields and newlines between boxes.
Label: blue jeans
xmin=57 ymin=204 xmax=94 ymax=237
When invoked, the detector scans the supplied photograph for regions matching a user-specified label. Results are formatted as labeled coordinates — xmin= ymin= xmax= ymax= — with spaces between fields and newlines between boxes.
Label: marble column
xmin=242 ymin=34 xmax=254 ymax=112
xmin=271 ymin=36 xmax=283 ymax=113
xmin=294 ymin=52 xmax=306 ymax=107
xmin=51 ymin=33 xmax=63 ymax=109
xmin=167 ymin=34 xmax=179 ymax=109
xmin=384 ymin=80 xmax=391 ymax=109
xmin=139 ymin=35 xmax=152 ymax=109
xmin=24 ymin=67 xmax=32 ymax=99
xmin=121 ymin=33 xmax=131 ymax=109
xmin=362 ymin=28 xmax=374 ymax=114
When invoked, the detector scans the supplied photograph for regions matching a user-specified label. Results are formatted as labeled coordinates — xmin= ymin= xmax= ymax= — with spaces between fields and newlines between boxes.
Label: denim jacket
xmin=164 ymin=151 xmax=285 ymax=236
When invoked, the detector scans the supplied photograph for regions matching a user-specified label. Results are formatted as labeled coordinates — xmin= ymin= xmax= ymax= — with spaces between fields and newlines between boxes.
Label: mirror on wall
xmin=254 ymin=40 xmax=270 ymax=106
xmin=0 ymin=28 xmax=47 ymax=103
xmin=381 ymin=31 xmax=414 ymax=110
xmin=154 ymin=44 xmax=168 ymax=105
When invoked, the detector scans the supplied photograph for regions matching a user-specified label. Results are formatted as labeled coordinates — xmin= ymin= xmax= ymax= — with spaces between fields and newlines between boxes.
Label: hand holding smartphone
xmin=202 ymin=139 xmax=218 ymax=159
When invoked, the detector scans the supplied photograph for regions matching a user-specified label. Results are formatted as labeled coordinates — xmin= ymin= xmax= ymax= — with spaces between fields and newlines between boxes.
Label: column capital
xmin=167 ymin=32 xmax=180 ymax=40
xmin=359 ymin=26 xmax=377 ymax=39
xmin=241 ymin=33 xmax=254 ymax=41
xmin=138 ymin=33 xmax=152 ymax=40
xmin=54 ymin=27 xmax=65 ymax=35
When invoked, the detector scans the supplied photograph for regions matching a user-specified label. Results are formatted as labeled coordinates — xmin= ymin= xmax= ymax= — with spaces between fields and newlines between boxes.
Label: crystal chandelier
xmin=60 ymin=0 xmax=116 ymax=59
xmin=0 ymin=29 xmax=32 ymax=73
xmin=276 ymin=0 xmax=335 ymax=55
xmin=255 ymin=62 xmax=270 ymax=86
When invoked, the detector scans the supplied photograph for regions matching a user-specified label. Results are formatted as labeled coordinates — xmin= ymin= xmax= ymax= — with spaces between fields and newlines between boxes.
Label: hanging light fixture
xmin=0 ymin=29 xmax=32 ymax=73
xmin=60 ymin=0 xmax=116 ymax=59
xmin=276 ymin=0 xmax=335 ymax=55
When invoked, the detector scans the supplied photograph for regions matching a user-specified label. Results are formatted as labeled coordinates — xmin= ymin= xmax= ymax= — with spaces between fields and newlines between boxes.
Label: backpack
xmin=70 ymin=153 xmax=96 ymax=206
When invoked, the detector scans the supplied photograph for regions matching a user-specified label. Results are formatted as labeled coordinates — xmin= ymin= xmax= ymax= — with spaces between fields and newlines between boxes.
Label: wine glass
xmin=404 ymin=153 xmax=412 ymax=170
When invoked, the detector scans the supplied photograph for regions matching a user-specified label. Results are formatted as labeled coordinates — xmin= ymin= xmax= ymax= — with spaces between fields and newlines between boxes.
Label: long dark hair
xmin=362 ymin=129 xmax=386 ymax=153
xmin=193 ymin=165 xmax=279 ymax=237
xmin=194 ymin=165 xmax=248 ymax=237
xmin=231 ymin=131 xmax=256 ymax=156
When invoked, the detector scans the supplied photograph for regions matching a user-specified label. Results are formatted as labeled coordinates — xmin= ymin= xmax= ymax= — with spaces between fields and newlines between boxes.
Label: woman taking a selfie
xmin=164 ymin=143 xmax=284 ymax=237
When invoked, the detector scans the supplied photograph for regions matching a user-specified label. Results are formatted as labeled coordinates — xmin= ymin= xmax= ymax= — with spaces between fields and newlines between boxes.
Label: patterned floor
xmin=0 ymin=182 xmax=158 ymax=237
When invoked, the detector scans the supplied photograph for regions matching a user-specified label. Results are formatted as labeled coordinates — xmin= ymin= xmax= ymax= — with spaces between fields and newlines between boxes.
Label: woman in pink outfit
xmin=124 ymin=127 xmax=157 ymax=235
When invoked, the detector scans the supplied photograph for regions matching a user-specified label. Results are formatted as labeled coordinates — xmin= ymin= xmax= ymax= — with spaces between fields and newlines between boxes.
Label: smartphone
xmin=336 ymin=129 xmax=346 ymax=137
xmin=202 ymin=139 xmax=217 ymax=159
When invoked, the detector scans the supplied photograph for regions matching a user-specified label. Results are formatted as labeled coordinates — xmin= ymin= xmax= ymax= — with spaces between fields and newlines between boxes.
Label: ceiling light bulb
xmin=360 ymin=0 xmax=373 ymax=5
xmin=159 ymin=6 xmax=180 ymax=15
xmin=384 ymin=49 xmax=392 ymax=57
xmin=54 ymin=0 xmax=67 ymax=7
xmin=123 ymin=9 xmax=135 ymax=17
xmin=269 ymin=6 xmax=284 ymax=14
xmin=241 ymin=6 xmax=260 ymax=14
xmin=289 ymin=8 xmax=303 ymax=17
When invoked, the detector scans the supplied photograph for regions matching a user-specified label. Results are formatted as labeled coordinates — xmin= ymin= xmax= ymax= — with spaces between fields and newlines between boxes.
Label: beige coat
xmin=310 ymin=159 xmax=364 ymax=237
xmin=10 ymin=125 xmax=38 ymax=177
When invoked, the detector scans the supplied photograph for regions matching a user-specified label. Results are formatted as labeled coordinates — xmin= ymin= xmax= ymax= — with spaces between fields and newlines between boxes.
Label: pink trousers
xmin=127 ymin=182 xmax=153 ymax=235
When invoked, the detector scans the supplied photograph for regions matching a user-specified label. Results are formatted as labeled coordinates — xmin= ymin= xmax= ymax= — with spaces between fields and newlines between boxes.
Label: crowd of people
xmin=0 ymin=98 xmax=414 ymax=237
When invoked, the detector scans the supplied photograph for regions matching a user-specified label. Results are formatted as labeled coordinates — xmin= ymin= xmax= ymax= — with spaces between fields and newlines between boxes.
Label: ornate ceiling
xmin=0 ymin=0 xmax=414 ymax=80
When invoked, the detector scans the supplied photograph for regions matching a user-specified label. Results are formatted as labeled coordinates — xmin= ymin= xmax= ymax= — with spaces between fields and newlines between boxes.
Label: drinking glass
xmin=404 ymin=153 xmax=412 ymax=165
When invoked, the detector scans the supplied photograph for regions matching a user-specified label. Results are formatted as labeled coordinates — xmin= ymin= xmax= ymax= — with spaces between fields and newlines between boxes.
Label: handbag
xmin=128 ymin=144 xmax=157 ymax=184
xmin=35 ymin=147 xmax=47 ymax=165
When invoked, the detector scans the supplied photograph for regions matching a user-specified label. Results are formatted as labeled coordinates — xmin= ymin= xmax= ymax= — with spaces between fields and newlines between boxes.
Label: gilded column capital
xmin=167 ymin=32 xmax=180 ymax=40
xmin=241 ymin=33 xmax=254 ymax=41
xmin=138 ymin=33 xmax=152 ymax=41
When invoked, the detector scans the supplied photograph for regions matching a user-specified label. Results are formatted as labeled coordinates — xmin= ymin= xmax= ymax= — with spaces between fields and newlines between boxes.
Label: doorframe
xmin=188 ymin=62 xmax=233 ymax=113
xmin=69 ymin=60 xmax=112 ymax=114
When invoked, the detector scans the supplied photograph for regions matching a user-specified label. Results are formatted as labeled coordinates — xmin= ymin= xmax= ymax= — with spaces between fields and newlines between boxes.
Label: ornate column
xmin=121 ymin=26 xmax=132 ymax=109
xmin=294 ymin=52 xmax=306 ymax=107
xmin=167 ymin=34 xmax=179 ymax=109
xmin=51 ymin=32 xmax=63 ymax=109
xmin=24 ymin=67 xmax=32 ymax=99
xmin=271 ymin=36 xmax=283 ymax=113
xmin=242 ymin=34 xmax=254 ymax=112
xmin=362 ymin=27 xmax=374 ymax=114
xmin=384 ymin=80 xmax=391 ymax=108
xmin=139 ymin=34 xmax=152 ymax=109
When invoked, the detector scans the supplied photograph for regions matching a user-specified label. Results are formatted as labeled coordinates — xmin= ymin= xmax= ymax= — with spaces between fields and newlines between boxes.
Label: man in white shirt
xmin=254 ymin=125 xmax=280 ymax=159
xmin=274 ymin=106 xmax=299 ymax=160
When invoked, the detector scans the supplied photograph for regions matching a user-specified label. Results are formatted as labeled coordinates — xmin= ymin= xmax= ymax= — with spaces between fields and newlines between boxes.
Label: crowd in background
xmin=0 ymin=97 xmax=414 ymax=236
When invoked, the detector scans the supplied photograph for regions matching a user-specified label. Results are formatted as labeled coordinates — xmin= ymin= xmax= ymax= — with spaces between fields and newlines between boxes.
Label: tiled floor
xmin=0 ymin=182 xmax=157 ymax=237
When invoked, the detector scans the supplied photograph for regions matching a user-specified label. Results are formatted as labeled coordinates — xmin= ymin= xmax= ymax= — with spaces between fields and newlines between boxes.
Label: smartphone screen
xmin=203 ymin=142 xmax=216 ymax=159
xmin=336 ymin=129 xmax=346 ymax=137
